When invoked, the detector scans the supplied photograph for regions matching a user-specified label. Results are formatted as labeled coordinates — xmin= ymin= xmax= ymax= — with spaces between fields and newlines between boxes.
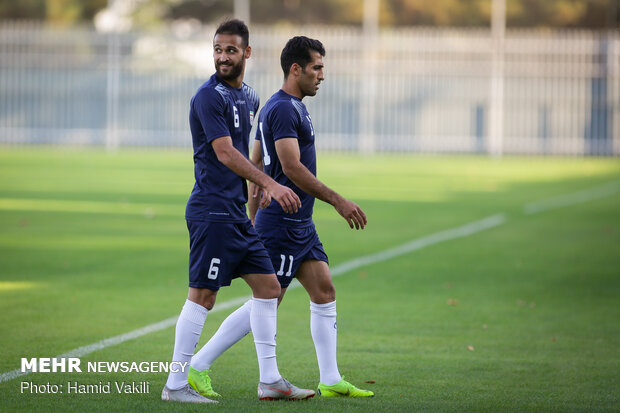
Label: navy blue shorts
xmin=187 ymin=220 xmax=275 ymax=290
xmin=254 ymin=221 xmax=329 ymax=288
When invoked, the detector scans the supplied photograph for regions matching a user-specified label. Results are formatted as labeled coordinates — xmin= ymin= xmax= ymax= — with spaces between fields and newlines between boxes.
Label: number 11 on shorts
xmin=277 ymin=255 xmax=294 ymax=277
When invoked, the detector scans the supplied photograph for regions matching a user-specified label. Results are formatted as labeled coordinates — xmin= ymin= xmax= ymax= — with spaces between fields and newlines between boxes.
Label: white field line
xmin=329 ymin=213 xmax=506 ymax=276
xmin=0 ymin=213 xmax=506 ymax=384
xmin=0 ymin=295 xmax=250 ymax=384
xmin=524 ymin=181 xmax=620 ymax=215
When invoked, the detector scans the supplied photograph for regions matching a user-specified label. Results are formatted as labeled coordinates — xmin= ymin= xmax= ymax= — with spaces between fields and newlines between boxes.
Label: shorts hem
xmin=302 ymin=256 xmax=329 ymax=264
xmin=188 ymin=282 xmax=224 ymax=291
xmin=234 ymin=270 xmax=275 ymax=277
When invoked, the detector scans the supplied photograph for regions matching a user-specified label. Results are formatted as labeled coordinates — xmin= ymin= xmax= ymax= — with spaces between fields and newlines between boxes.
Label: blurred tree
xmin=161 ymin=0 xmax=364 ymax=26
xmin=384 ymin=0 xmax=617 ymax=28
xmin=506 ymin=0 xmax=609 ymax=28
xmin=0 ymin=0 xmax=617 ymax=28
xmin=383 ymin=0 xmax=491 ymax=27
xmin=249 ymin=0 xmax=364 ymax=26
xmin=47 ymin=0 xmax=83 ymax=24
xmin=167 ymin=0 xmax=231 ymax=22
xmin=0 ymin=0 xmax=106 ymax=24
xmin=0 ymin=0 xmax=46 ymax=20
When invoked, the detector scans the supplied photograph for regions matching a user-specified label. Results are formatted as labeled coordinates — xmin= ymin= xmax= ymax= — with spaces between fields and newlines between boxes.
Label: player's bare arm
xmin=248 ymin=142 xmax=271 ymax=224
xmin=274 ymin=137 xmax=367 ymax=230
xmin=211 ymin=136 xmax=300 ymax=214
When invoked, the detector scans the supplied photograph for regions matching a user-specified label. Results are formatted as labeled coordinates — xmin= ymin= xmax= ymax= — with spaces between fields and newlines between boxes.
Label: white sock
xmin=251 ymin=297 xmax=281 ymax=384
xmin=165 ymin=299 xmax=208 ymax=390
xmin=191 ymin=299 xmax=252 ymax=371
xmin=310 ymin=300 xmax=341 ymax=385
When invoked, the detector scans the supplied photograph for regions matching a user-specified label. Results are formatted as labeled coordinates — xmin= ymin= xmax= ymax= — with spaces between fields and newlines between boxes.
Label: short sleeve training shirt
xmin=185 ymin=74 xmax=260 ymax=222
xmin=254 ymin=89 xmax=317 ymax=226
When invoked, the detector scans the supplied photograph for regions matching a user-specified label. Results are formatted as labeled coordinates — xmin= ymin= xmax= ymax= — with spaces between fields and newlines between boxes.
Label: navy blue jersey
xmin=185 ymin=74 xmax=260 ymax=222
xmin=254 ymin=90 xmax=316 ymax=226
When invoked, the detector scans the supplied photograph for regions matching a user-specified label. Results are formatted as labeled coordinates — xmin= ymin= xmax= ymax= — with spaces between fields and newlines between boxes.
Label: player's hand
xmin=266 ymin=182 xmax=301 ymax=214
xmin=335 ymin=198 xmax=367 ymax=230
xmin=252 ymin=185 xmax=271 ymax=209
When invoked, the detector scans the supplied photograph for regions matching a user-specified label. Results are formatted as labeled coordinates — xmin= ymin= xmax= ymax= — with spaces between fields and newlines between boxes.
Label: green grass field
xmin=0 ymin=148 xmax=619 ymax=412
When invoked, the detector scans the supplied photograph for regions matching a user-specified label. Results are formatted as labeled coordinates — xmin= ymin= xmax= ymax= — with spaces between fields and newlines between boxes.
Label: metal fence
xmin=1 ymin=21 xmax=618 ymax=155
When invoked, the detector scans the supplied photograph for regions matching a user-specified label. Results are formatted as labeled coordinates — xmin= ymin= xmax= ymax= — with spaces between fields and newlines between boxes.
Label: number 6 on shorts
xmin=208 ymin=257 xmax=220 ymax=280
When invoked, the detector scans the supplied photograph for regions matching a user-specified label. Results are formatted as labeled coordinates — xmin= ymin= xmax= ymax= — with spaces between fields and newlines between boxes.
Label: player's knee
xmin=194 ymin=294 xmax=216 ymax=310
xmin=323 ymin=288 xmax=336 ymax=302
xmin=260 ymin=284 xmax=281 ymax=300
xmin=322 ymin=280 xmax=336 ymax=298
xmin=313 ymin=284 xmax=335 ymax=303
xmin=203 ymin=298 xmax=216 ymax=310
xmin=253 ymin=277 xmax=281 ymax=299
xmin=267 ymin=281 xmax=282 ymax=299
xmin=327 ymin=288 xmax=336 ymax=302
xmin=188 ymin=288 xmax=217 ymax=310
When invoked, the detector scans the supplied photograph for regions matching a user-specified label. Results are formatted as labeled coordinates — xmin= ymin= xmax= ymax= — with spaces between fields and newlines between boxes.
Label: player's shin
xmin=191 ymin=299 xmax=252 ymax=370
xmin=165 ymin=300 xmax=208 ymax=390
xmin=250 ymin=297 xmax=281 ymax=384
xmin=310 ymin=300 xmax=341 ymax=385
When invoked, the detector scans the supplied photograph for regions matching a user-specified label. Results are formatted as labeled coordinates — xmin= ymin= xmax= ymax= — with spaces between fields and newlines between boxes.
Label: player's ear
xmin=244 ymin=45 xmax=252 ymax=59
xmin=291 ymin=63 xmax=301 ymax=77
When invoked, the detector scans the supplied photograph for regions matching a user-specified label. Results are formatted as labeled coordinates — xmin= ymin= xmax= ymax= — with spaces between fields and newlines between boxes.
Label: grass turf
xmin=0 ymin=148 xmax=618 ymax=412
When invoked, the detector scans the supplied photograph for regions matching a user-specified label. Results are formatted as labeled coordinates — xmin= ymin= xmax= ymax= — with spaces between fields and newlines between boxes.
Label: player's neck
xmin=223 ymin=79 xmax=242 ymax=88
xmin=220 ymin=67 xmax=245 ymax=89
xmin=281 ymin=81 xmax=304 ymax=100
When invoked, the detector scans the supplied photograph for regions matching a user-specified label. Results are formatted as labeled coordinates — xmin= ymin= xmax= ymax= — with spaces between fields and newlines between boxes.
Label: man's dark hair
xmin=215 ymin=19 xmax=249 ymax=48
xmin=280 ymin=36 xmax=325 ymax=77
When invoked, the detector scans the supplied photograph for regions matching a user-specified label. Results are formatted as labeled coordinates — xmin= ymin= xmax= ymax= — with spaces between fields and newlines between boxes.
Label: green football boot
xmin=187 ymin=367 xmax=221 ymax=398
xmin=317 ymin=377 xmax=374 ymax=398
